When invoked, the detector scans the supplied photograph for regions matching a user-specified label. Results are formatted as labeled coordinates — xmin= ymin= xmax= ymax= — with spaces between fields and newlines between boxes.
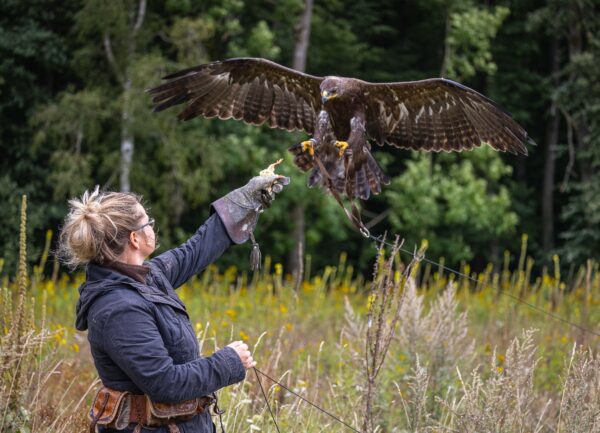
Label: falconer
xmin=59 ymin=174 xmax=288 ymax=433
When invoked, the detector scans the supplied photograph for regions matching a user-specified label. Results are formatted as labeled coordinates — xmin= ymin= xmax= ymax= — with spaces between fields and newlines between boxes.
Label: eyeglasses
xmin=133 ymin=218 xmax=155 ymax=232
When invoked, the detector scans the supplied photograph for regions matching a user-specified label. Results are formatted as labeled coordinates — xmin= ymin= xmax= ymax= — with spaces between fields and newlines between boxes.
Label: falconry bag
xmin=89 ymin=386 xmax=216 ymax=433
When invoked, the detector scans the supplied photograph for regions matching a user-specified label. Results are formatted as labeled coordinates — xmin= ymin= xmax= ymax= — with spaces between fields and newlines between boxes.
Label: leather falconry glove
xmin=211 ymin=174 xmax=290 ymax=270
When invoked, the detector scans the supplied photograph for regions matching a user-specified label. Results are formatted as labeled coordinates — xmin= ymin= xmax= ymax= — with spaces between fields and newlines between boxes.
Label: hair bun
xmin=84 ymin=200 xmax=101 ymax=215
xmin=58 ymin=187 xmax=144 ymax=269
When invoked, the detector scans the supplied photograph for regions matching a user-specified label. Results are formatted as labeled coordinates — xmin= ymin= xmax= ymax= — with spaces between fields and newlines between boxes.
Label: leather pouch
xmin=89 ymin=387 xmax=132 ymax=431
xmin=146 ymin=398 xmax=201 ymax=425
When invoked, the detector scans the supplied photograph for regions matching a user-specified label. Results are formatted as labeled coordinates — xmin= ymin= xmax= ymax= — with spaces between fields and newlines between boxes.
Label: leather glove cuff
xmin=211 ymin=195 xmax=259 ymax=244
xmin=210 ymin=175 xmax=290 ymax=244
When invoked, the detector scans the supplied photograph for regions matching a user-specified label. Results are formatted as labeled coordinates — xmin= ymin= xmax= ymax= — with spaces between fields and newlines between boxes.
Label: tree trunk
xmin=542 ymin=37 xmax=560 ymax=252
xmin=292 ymin=0 xmax=313 ymax=72
xmin=288 ymin=0 xmax=313 ymax=280
xmin=114 ymin=0 xmax=146 ymax=192
xmin=567 ymin=3 xmax=590 ymax=182
xmin=120 ymin=78 xmax=134 ymax=192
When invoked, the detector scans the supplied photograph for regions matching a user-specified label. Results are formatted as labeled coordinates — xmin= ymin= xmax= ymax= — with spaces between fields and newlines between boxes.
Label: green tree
xmin=0 ymin=0 xmax=79 ymax=272
xmin=530 ymin=0 xmax=600 ymax=264
xmin=387 ymin=148 xmax=517 ymax=262
xmin=385 ymin=1 xmax=518 ymax=265
xmin=2 ymin=0 xmax=596 ymax=277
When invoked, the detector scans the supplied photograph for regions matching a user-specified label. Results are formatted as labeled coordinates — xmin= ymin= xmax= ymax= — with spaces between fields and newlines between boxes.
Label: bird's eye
xmin=331 ymin=88 xmax=338 ymax=94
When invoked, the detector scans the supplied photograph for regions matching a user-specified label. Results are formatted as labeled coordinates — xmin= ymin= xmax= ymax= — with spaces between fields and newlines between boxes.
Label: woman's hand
xmin=227 ymin=341 xmax=256 ymax=369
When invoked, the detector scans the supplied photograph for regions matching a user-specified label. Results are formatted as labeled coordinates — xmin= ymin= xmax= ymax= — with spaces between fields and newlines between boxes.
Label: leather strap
xmin=132 ymin=422 xmax=181 ymax=433
xmin=130 ymin=394 xmax=145 ymax=424
xmin=313 ymin=154 xmax=370 ymax=237
xmin=89 ymin=392 xmax=109 ymax=433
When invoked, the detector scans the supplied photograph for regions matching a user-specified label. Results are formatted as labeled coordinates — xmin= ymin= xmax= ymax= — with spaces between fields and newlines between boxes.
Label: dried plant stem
xmin=362 ymin=236 xmax=425 ymax=433
xmin=9 ymin=196 xmax=29 ymax=412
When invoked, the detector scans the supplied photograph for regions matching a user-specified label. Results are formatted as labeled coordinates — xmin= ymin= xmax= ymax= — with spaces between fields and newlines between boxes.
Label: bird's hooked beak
xmin=321 ymin=90 xmax=336 ymax=104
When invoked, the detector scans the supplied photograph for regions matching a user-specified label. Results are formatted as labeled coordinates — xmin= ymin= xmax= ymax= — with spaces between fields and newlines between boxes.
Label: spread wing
xmin=148 ymin=58 xmax=323 ymax=134
xmin=364 ymin=78 xmax=533 ymax=155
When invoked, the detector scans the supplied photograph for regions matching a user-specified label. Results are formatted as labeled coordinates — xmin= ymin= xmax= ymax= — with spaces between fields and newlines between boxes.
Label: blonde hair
xmin=58 ymin=186 xmax=145 ymax=268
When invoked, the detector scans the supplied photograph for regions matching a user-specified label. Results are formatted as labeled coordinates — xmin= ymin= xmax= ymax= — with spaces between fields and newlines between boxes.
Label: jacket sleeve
xmin=149 ymin=213 xmax=232 ymax=289
xmin=102 ymin=301 xmax=246 ymax=403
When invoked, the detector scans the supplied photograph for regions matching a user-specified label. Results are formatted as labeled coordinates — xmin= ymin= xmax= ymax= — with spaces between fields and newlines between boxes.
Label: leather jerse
xmin=89 ymin=387 xmax=215 ymax=433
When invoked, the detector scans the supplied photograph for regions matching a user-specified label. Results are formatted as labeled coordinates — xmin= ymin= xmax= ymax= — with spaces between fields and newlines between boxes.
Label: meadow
xmin=2 ymin=197 xmax=600 ymax=433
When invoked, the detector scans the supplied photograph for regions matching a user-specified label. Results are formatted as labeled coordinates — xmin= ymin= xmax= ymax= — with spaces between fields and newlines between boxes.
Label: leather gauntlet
xmin=211 ymin=175 xmax=289 ymax=244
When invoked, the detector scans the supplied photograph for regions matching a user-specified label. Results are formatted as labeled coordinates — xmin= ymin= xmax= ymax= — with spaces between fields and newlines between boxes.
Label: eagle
xmin=148 ymin=57 xmax=532 ymax=203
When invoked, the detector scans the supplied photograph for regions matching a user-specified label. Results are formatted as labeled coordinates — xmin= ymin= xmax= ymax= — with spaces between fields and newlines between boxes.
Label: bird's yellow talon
xmin=335 ymin=141 xmax=349 ymax=157
xmin=301 ymin=140 xmax=315 ymax=156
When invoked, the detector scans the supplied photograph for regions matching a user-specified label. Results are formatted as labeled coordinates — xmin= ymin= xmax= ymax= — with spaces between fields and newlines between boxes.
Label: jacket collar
xmin=105 ymin=261 xmax=150 ymax=284
xmin=85 ymin=263 xmax=188 ymax=315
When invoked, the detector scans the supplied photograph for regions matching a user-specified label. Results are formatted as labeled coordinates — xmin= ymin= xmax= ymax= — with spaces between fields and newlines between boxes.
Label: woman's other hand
xmin=227 ymin=341 xmax=256 ymax=369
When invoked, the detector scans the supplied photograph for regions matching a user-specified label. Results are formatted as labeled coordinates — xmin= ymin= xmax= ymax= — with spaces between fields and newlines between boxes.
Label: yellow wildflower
xmin=225 ymin=308 xmax=237 ymax=320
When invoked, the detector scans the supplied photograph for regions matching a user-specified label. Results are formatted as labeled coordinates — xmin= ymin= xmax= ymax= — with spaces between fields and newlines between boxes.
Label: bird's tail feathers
xmin=348 ymin=151 xmax=388 ymax=200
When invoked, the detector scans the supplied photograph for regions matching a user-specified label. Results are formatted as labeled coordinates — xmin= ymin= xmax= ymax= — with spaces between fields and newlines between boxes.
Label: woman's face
xmin=134 ymin=203 xmax=157 ymax=258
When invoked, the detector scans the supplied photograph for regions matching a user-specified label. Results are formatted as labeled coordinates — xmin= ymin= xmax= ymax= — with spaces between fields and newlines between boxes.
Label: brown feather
xmin=148 ymin=58 xmax=322 ymax=134
xmin=365 ymin=78 xmax=532 ymax=155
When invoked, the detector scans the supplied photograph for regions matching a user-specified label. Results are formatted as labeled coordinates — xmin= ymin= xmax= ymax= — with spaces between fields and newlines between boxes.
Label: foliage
xmin=386 ymin=147 xmax=518 ymax=263
xmin=0 ymin=0 xmax=79 ymax=274
xmin=444 ymin=4 xmax=510 ymax=81
xmin=528 ymin=0 xmax=600 ymax=265
xmin=0 ymin=0 xmax=598 ymax=274
xmin=555 ymin=24 xmax=600 ymax=264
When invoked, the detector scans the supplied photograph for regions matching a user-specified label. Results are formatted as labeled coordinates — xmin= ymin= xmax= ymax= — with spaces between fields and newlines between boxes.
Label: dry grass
xmin=2 ymin=203 xmax=600 ymax=432
xmin=0 ymin=197 xmax=95 ymax=433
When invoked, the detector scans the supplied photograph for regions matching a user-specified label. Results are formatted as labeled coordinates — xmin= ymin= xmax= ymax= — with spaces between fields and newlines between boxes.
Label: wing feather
xmin=215 ymin=83 xmax=240 ymax=119
xmin=148 ymin=58 xmax=322 ymax=134
xmin=232 ymin=83 xmax=250 ymax=120
xmin=268 ymin=85 xmax=284 ymax=128
xmin=243 ymin=77 xmax=263 ymax=125
xmin=365 ymin=78 xmax=532 ymax=155
xmin=286 ymin=92 xmax=299 ymax=130
xmin=197 ymin=79 xmax=233 ymax=117
xmin=274 ymin=86 xmax=292 ymax=128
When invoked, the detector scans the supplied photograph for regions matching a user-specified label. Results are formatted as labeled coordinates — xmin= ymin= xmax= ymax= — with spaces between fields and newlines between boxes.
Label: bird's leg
xmin=289 ymin=109 xmax=336 ymax=175
xmin=338 ymin=114 xmax=367 ymax=159
xmin=288 ymin=137 xmax=317 ymax=172
xmin=296 ymin=109 xmax=332 ymax=157
xmin=334 ymin=141 xmax=349 ymax=157
xmin=301 ymin=138 xmax=316 ymax=156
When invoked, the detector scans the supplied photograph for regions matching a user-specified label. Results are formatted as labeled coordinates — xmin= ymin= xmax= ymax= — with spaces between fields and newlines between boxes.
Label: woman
xmin=59 ymin=174 xmax=288 ymax=433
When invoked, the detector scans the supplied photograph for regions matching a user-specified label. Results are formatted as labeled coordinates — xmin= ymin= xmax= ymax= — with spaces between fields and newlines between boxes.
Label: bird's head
xmin=321 ymin=77 xmax=344 ymax=104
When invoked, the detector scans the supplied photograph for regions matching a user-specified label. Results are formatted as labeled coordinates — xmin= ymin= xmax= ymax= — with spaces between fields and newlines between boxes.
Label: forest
xmin=1 ymin=0 xmax=598 ymax=277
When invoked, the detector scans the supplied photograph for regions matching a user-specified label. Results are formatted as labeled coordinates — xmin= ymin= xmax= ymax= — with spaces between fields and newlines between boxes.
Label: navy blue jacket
xmin=75 ymin=214 xmax=246 ymax=433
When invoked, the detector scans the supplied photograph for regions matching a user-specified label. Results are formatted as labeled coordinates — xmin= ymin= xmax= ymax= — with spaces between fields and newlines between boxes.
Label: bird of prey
xmin=148 ymin=57 xmax=533 ymax=204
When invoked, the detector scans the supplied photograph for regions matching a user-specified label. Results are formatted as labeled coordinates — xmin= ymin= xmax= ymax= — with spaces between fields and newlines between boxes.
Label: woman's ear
xmin=129 ymin=231 xmax=140 ymax=250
